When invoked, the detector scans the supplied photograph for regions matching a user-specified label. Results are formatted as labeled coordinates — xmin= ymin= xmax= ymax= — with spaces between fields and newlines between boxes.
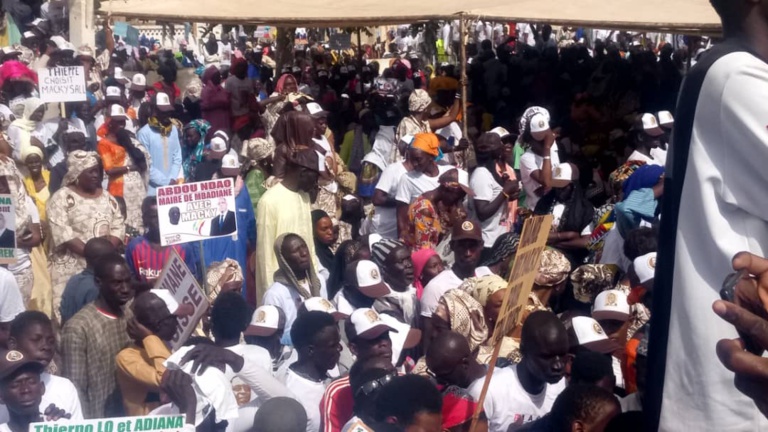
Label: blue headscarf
xmin=622 ymin=165 xmax=664 ymax=200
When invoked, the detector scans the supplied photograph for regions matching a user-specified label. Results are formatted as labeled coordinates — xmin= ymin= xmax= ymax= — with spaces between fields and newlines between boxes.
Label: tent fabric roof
xmin=100 ymin=0 xmax=721 ymax=33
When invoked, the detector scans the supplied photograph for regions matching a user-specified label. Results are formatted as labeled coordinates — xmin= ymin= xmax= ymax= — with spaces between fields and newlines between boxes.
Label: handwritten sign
xmin=30 ymin=415 xmax=185 ymax=432
xmin=156 ymin=179 xmax=237 ymax=246
xmin=0 ymin=194 xmax=16 ymax=264
xmin=155 ymin=249 xmax=208 ymax=350
xmin=37 ymin=66 xmax=87 ymax=103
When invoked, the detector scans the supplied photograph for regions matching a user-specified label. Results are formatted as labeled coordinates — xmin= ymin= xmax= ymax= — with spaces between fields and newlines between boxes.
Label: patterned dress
xmin=47 ymin=189 xmax=125 ymax=324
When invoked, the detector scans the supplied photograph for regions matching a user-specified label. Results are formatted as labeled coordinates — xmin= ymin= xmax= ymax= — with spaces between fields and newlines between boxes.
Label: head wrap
xmin=0 ymin=61 xmax=37 ymax=88
xmin=608 ymin=161 xmax=646 ymax=197
xmin=412 ymin=248 xmax=439 ymax=299
xmin=434 ymin=289 xmax=488 ymax=352
xmin=622 ymin=164 xmax=664 ymax=200
xmin=11 ymin=98 xmax=44 ymax=133
xmin=463 ymin=274 xmax=507 ymax=307
xmin=481 ymin=232 xmax=520 ymax=267
xmin=371 ymin=239 xmax=404 ymax=270
xmin=20 ymin=145 xmax=43 ymax=162
xmin=205 ymin=259 xmax=243 ymax=303
xmin=408 ymin=89 xmax=432 ymax=113
xmin=242 ymin=138 xmax=275 ymax=164
xmin=63 ymin=150 xmax=101 ymax=186
xmin=184 ymin=78 xmax=203 ymax=100
xmin=182 ymin=119 xmax=211 ymax=179
xmin=441 ymin=386 xmax=481 ymax=430
xmin=275 ymin=73 xmax=298 ymax=94
xmin=534 ymin=249 xmax=571 ymax=286
xmin=273 ymin=233 xmax=322 ymax=299
xmin=570 ymin=264 xmax=618 ymax=304
xmin=411 ymin=133 xmax=440 ymax=157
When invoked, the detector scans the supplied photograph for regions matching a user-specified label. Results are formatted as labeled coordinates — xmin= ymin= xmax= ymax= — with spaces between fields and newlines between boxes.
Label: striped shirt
xmin=320 ymin=376 xmax=354 ymax=432
xmin=125 ymin=236 xmax=200 ymax=283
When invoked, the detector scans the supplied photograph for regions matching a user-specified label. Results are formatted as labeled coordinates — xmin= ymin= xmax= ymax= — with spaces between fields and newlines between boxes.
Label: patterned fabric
xmin=480 ymin=232 xmax=520 ymax=267
xmin=405 ymin=196 xmax=442 ymax=251
xmin=535 ymin=249 xmax=571 ymax=286
xmin=205 ymin=258 xmax=243 ymax=302
xmin=47 ymin=189 xmax=124 ymax=324
xmin=441 ymin=385 xmax=481 ymax=430
xmin=147 ymin=117 xmax=173 ymax=137
xmin=394 ymin=117 xmax=430 ymax=163
xmin=434 ymin=289 xmax=488 ymax=352
xmin=62 ymin=151 xmax=100 ymax=186
xmin=461 ymin=274 xmax=507 ymax=307
xmin=182 ymin=120 xmax=211 ymax=180
xmin=570 ymin=264 xmax=618 ymax=304
xmin=61 ymin=303 xmax=132 ymax=419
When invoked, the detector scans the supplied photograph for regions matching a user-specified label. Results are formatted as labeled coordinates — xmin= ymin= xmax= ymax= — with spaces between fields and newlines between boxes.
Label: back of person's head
xmin=84 ymin=237 xmax=116 ymax=268
xmin=571 ymin=351 xmax=615 ymax=391
xmin=549 ymin=384 xmax=620 ymax=432
xmin=623 ymin=227 xmax=658 ymax=261
xmin=605 ymin=411 xmax=646 ymax=432
xmin=210 ymin=291 xmax=251 ymax=340
xmin=374 ymin=375 xmax=442 ymax=429
xmin=252 ymin=397 xmax=308 ymax=432
xmin=290 ymin=310 xmax=336 ymax=350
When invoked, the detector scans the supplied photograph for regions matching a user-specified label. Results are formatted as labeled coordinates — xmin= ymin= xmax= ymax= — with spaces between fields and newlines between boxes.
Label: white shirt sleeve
xmin=376 ymin=164 xmax=399 ymax=194
xmin=470 ymin=168 xmax=496 ymax=202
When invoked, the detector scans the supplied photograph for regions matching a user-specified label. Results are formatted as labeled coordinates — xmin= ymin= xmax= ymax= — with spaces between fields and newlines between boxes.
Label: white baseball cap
xmin=209 ymin=137 xmax=228 ymax=159
xmin=130 ymin=74 xmax=147 ymax=91
xmin=378 ymin=313 xmax=421 ymax=365
xmin=49 ymin=35 xmax=68 ymax=50
xmin=641 ymin=113 xmax=664 ymax=137
xmin=155 ymin=92 xmax=174 ymax=112
xmin=551 ymin=163 xmax=575 ymax=188
xmin=489 ymin=127 xmax=511 ymax=140
xmin=571 ymin=316 xmax=619 ymax=354
xmin=105 ymin=86 xmax=122 ymax=99
xmin=302 ymin=297 xmax=347 ymax=319
xmin=149 ymin=289 xmax=193 ymax=316
xmin=592 ymin=289 xmax=630 ymax=322
xmin=306 ymin=102 xmax=327 ymax=117
xmin=220 ymin=154 xmax=241 ymax=177
xmin=633 ymin=252 xmax=657 ymax=284
xmin=657 ymin=111 xmax=674 ymax=127
xmin=356 ymin=260 xmax=390 ymax=298
xmin=345 ymin=308 xmax=398 ymax=341
xmin=529 ymin=112 xmax=550 ymax=140
xmin=109 ymin=104 xmax=129 ymax=120
xmin=113 ymin=67 xmax=130 ymax=84
xmin=244 ymin=305 xmax=283 ymax=337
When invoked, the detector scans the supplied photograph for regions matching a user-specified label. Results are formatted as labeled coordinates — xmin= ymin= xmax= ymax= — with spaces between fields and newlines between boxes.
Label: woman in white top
xmin=7 ymin=98 xmax=45 ymax=162
xmin=518 ymin=111 xmax=560 ymax=210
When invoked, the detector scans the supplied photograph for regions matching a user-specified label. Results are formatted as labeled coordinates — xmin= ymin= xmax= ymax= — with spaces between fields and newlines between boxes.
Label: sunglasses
xmin=354 ymin=372 xmax=397 ymax=398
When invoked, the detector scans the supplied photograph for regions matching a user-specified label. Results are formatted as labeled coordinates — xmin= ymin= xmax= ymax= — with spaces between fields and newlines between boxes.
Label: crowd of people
xmin=0 ymin=0 xmax=764 ymax=431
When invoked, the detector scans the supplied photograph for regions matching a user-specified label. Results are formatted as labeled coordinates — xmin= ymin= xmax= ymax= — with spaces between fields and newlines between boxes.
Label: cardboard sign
xmin=0 ymin=194 xmax=16 ymax=264
xmin=156 ymin=179 xmax=237 ymax=246
xmin=29 ymin=414 xmax=185 ymax=432
xmin=155 ymin=249 xmax=209 ymax=350
xmin=37 ymin=66 xmax=87 ymax=103
xmin=329 ymin=33 xmax=351 ymax=50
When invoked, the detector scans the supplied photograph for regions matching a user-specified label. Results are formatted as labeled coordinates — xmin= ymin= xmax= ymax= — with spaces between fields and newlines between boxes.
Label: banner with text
xmin=0 ymin=194 xmax=16 ymax=264
xmin=37 ymin=66 xmax=87 ymax=103
xmin=155 ymin=249 xmax=208 ymax=350
xmin=29 ymin=414 xmax=185 ymax=432
xmin=157 ymin=179 xmax=237 ymax=246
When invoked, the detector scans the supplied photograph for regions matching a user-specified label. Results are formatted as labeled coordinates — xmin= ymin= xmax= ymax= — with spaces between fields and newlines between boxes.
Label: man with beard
xmin=125 ymin=197 xmax=199 ymax=284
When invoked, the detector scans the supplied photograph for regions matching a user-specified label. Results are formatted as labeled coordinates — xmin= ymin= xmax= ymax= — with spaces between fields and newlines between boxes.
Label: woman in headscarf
xmin=200 ymin=65 xmax=231 ymax=135
xmin=411 ymin=248 xmax=444 ymax=300
xmin=97 ymin=109 xmax=150 ymax=234
xmin=393 ymin=89 xmax=459 ymax=163
xmin=404 ymin=168 xmax=470 ymax=253
xmin=311 ymin=209 xmax=336 ymax=273
xmin=241 ymin=137 xmax=276 ymax=209
xmin=460 ymin=274 xmax=507 ymax=335
xmin=181 ymin=119 xmax=211 ymax=182
xmin=47 ymin=150 xmax=124 ymax=324
xmin=21 ymin=146 xmax=50 ymax=229
xmin=7 ymin=97 xmax=44 ymax=161
xmin=478 ymin=232 xmax=520 ymax=279
xmin=432 ymin=289 xmax=489 ymax=354
xmin=262 ymin=233 xmax=325 ymax=337
xmin=181 ymin=78 xmax=203 ymax=124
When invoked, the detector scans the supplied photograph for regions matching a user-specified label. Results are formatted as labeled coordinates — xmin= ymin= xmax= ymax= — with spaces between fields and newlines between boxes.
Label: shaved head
xmin=521 ymin=310 xmax=568 ymax=354
xmin=426 ymin=331 xmax=473 ymax=387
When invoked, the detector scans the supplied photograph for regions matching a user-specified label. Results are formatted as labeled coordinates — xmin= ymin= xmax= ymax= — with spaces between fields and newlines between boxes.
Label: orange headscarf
xmin=411 ymin=133 xmax=440 ymax=157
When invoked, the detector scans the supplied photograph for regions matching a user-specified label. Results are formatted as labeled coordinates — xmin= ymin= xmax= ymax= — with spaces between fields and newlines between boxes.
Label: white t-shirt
xmin=627 ymin=150 xmax=663 ymax=166
xmin=551 ymin=204 xmax=593 ymax=236
xmin=519 ymin=145 xmax=560 ymax=210
xmin=280 ymin=369 xmax=329 ymax=432
xmin=650 ymin=147 xmax=668 ymax=166
xmin=373 ymin=162 xmax=408 ymax=239
xmin=420 ymin=269 xmax=464 ymax=318
xmin=0 ymin=373 xmax=83 ymax=423
xmin=470 ymin=166 xmax=508 ymax=247
xmin=8 ymin=196 xmax=39 ymax=273
xmin=333 ymin=289 xmax=357 ymax=316
xmin=395 ymin=164 xmax=454 ymax=205
xmin=468 ymin=365 xmax=565 ymax=432
xmin=262 ymin=279 xmax=327 ymax=339
xmin=0 ymin=267 xmax=24 ymax=322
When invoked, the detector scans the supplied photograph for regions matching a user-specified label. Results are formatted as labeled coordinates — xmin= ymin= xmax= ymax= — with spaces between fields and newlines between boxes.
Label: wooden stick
xmin=459 ymin=15 xmax=468 ymax=167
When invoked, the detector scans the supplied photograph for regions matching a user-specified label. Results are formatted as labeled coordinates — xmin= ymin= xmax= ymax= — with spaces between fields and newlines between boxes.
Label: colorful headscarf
xmin=148 ymin=116 xmax=173 ymax=137
xmin=412 ymin=248 xmax=438 ymax=299
xmin=205 ymin=259 xmax=243 ymax=302
xmin=570 ymin=264 xmax=618 ymax=304
xmin=0 ymin=61 xmax=37 ymax=88
xmin=273 ymin=233 xmax=322 ymax=299
xmin=408 ymin=89 xmax=432 ymax=113
xmin=463 ymin=274 xmax=508 ymax=307
xmin=435 ymin=289 xmax=489 ymax=352
xmin=535 ymin=249 xmax=571 ymax=286
xmin=411 ymin=133 xmax=440 ymax=157
xmin=63 ymin=150 xmax=101 ymax=186
xmin=275 ymin=73 xmax=298 ymax=94
xmin=182 ymin=119 xmax=211 ymax=179
xmin=609 ymin=160 xmax=646 ymax=197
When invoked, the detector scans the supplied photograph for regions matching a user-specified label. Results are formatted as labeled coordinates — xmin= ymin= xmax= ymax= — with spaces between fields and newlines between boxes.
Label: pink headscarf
xmin=274 ymin=73 xmax=297 ymax=94
xmin=412 ymin=248 xmax=438 ymax=299
xmin=0 ymin=61 xmax=37 ymax=87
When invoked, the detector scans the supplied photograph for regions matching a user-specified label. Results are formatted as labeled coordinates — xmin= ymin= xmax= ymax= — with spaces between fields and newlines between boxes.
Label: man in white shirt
xmin=468 ymin=311 xmax=568 ymax=431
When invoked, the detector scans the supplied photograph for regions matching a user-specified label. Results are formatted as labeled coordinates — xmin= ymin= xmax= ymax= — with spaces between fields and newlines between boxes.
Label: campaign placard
xmin=0 ymin=194 xmax=16 ymax=264
xmin=29 ymin=414 xmax=185 ymax=432
xmin=37 ymin=66 xmax=87 ymax=103
xmin=156 ymin=178 xmax=237 ymax=246
xmin=154 ymin=249 xmax=209 ymax=350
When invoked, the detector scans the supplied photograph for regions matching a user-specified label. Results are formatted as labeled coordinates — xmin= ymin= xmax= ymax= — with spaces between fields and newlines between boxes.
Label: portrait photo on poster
xmin=156 ymin=179 xmax=237 ymax=246
xmin=0 ymin=193 xmax=16 ymax=263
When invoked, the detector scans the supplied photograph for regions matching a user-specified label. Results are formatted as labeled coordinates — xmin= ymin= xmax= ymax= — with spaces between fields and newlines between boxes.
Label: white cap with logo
xmin=657 ymin=111 xmax=674 ymax=127
xmin=641 ymin=113 xmax=664 ymax=137
xmin=571 ymin=316 xmax=619 ymax=354
xmin=592 ymin=289 xmax=630 ymax=322
xmin=244 ymin=305 xmax=282 ymax=337
xmin=155 ymin=92 xmax=174 ymax=112
xmin=633 ymin=252 xmax=656 ymax=284
xmin=302 ymin=297 xmax=347 ymax=319
xmin=356 ymin=260 xmax=390 ymax=298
